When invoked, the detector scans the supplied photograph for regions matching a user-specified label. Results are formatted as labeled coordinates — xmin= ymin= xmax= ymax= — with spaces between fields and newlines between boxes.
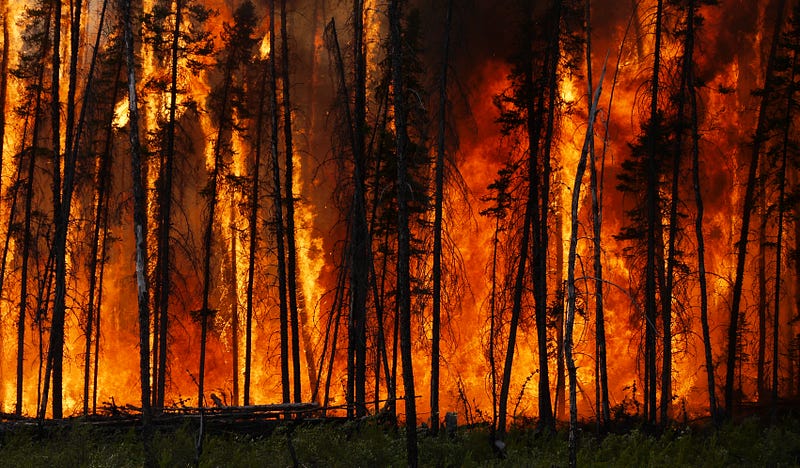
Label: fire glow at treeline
xmin=0 ymin=0 xmax=797 ymax=441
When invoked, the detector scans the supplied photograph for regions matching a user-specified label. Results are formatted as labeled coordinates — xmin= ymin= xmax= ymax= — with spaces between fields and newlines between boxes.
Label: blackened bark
xmin=567 ymin=60 xmax=605 ymax=468
xmin=280 ymin=0 xmax=303 ymax=404
xmin=122 ymin=0 xmax=153 ymax=434
xmin=589 ymin=0 xmax=612 ymax=427
xmin=244 ymin=56 xmax=269 ymax=406
xmin=390 ymin=0 xmax=418 ymax=465
xmin=13 ymin=18 xmax=50 ymax=416
xmin=154 ymin=0 xmax=183 ymax=411
xmin=686 ymin=0 xmax=718 ymax=423
xmin=643 ymin=0 xmax=664 ymax=425
xmin=93 ymin=199 xmax=110 ymax=415
xmin=772 ymin=44 xmax=797 ymax=409
xmin=498 ymin=0 xmax=544 ymax=439
xmin=726 ymin=0 xmax=787 ymax=414
xmin=532 ymin=0 xmax=561 ymax=430
xmin=44 ymin=0 xmax=64 ymax=420
xmin=348 ymin=0 xmax=369 ymax=419
xmin=268 ymin=0 xmax=291 ymax=405
xmin=325 ymin=13 xmax=369 ymax=418
xmin=0 ymin=0 xmax=8 ymax=192
xmin=431 ymin=0 xmax=453 ymax=435
xmin=81 ymin=0 xmax=113 ymax=417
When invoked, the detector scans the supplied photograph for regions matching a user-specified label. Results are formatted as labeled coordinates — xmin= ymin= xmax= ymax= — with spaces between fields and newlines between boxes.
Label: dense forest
xmin=0 ymin=0 xmax=798 ymax=464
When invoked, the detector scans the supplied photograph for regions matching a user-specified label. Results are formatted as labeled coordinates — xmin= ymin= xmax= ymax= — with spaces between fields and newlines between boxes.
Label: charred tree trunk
xmin=643 ymin=0 xmax=664 ymax=426
xmin=0 ymin=0 xmax=9 ymax=192
xmin=589 ymin=0 xmax=612 ymax=427
xmin=431 ymin=0 xmax=453 ymax=435
xmin=16 ymin=126 xmax=37 ymax=417
xmin=93 ymin=197 xmax=110 ymax=415
xmin=566 ymin=61 xmax=604 ymax=468
xmin=43 ymin=0 xmax=64 ymax=420
xmin=325 ymin=13 xmax=369 ymax=419
xmin=84 ymin=130 xmax=113 ymax=417
xmin=13 ymin=21 xmax=50 ymax=417
xmin=122 ymin=0 xmax=153 ymax=434
xmin=390 ymin=0 xmax=418 ymax=465
xmin=244 ymin=56 xmax=270 ymax=407
xmin=758 ymin=193 xmax=768 ymax=399
xmin=347 ymin=0 xmax=369 ymax=419
xmin=228 ymin=199 xmax=240 ymax=406
xmin=488 ymin=216 xmax=501 ymax=437
xmin=279 ymin=0 xmax=303 ymax=404
xmin=268 ymin=0 xmax=291 ymax=405
xmin=153 ymin=0 xmax=183 ymax=411
xmin=81 ymin=0 xmax=113 ymax=417
xmin=498 ymin=0 xmax=544 ymax=440
xmin=532 ymin=0 xmax=562 ymax=431
xmin=772 ymin=44 xmax=797 ymax=409
xmin=726 ymin=0 xmax=787 ymax=414
xmin=686 ymin=0 xmax=718 ymax=423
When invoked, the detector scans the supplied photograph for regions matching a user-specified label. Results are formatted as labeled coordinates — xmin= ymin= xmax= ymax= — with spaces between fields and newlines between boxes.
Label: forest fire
xmin=0 ymin=0 xmax=798 ymax=458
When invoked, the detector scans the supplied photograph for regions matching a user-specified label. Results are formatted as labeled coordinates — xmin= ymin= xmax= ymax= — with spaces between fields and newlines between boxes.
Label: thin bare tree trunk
xmin=279 ymin=0 xmax=303 ymax=404
xmin=81 ymin=0 xmax=113 ymax=417
xmin=13 ymin=25 xmax=50 ymax=416
xmin=43 ymin=0 xmax=63 ymax=420
xmin=122 ymin=0 xmax=153 ymax=462
xmin=566 ymin=58 xmax=605 ymax=468
xmin=726 ymin=0 xmax=787 ymax=414
xmin=390 ymin=0 xmax=418 ymax=464
xmin=643 ymin=0 xmax=664 ymax=426
xmin=0 ymin=0 xmax=9 ymax=193
xmin=153 ymin=0 xmax=183 ymax=411
xmin=349 ymin=0 xmax=369 ymax=419
xmin=431 ymin=0 xmax=453 ymax=435
xmin=686 ymin=0 xmax=718 ymax=423
xmin=244 ymin=57 xmax=269 ymax=406
xmin=93 ymin=196 xmax=110 ymax=415
xmin=498 ymin=0 xmax=543 ymax=439
xmin=268 ymin=0 xmax=291 ymax=405
xmin=229 ymin=197 xmax=240 ymax=406
xmin=533 ymin=0 xmax=562 ymax=430
xmin=772 ymin=44 xmax=797 ymax=410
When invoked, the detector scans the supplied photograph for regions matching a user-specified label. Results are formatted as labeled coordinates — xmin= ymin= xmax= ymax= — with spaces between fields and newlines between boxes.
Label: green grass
xmin=1 ymin=417 xmax=799 ymax=467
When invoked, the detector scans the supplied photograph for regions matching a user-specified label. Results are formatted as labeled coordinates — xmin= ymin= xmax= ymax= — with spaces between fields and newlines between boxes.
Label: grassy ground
xmin=1 ymin=416 xmax=799 ymax=467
